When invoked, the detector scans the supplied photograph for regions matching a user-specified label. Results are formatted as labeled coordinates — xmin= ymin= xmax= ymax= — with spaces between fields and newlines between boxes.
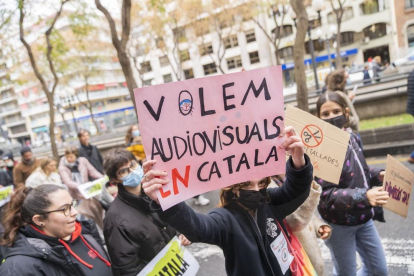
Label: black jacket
xmin=151 ymin=155 xmax=313 ymax=276
xmin=0 ymin=220 xmax=112 ymax=276
xmin=103 ymin=185 xmax=176 ymax=276
xmin=0 ymin=171 xmax=12 ymax=187
xmin=78 ymin=144 xmax=104 ymax=174
xmin=407 ymin=70 xmax=414 ymax=116
xmin=317 ymin=132 xmax=383 ymax=226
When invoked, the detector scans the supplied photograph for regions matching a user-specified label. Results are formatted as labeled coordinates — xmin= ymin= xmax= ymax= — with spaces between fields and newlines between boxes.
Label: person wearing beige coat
xmin=271 ymin=178 xmax=331 ymax=276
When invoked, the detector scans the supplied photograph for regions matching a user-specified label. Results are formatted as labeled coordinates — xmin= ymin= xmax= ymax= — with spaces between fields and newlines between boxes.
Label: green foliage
xmin=360 ymin=114 xmax=414 ymax=130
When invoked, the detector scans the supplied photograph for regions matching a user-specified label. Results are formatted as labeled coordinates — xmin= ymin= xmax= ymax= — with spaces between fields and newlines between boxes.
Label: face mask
xmin=121 ymin=166 xmax=144 ymax=188
xmin=346 ymin=78 xmax=352 ymax=85
xmin=6 ymin=161 xmax=13 ymax=167
xmin=236 ymin=188 xmax=267 ymax=211
xmin=132 ymin=130 xmax=140 ymax=137
xmin=323 ymin=114 xmax=347 ymax=129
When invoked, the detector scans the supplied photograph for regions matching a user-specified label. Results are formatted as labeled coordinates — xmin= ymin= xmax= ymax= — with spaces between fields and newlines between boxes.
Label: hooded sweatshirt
xmin=0 ymin=221 xmax=112 ymax=276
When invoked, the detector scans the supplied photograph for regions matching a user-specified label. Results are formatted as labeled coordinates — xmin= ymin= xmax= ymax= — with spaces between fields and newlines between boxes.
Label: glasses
xmin=42 ymin=201 xmax=77 ymax=217
xmin=117 ymin=161 xmax=139 ymax=178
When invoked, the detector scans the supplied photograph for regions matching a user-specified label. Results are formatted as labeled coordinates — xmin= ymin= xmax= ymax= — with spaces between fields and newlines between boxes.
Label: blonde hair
xmin=64 ymin=146 xmax=78 ymax=157
xmin=218 ymin=177 xmax=271 ymax=207
xmin=374 ymin=56 xmax=381 ymax=63
xmin=40 ymin=157 xmax=56 ymax=175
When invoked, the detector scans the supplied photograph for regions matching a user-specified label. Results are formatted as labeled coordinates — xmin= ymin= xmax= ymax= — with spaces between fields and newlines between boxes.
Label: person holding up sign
xmin=103 ymin=148 xmax=189 ymax=276
xmin=0 ymin=185 xmax=112 ymax=276
xmin=142 ymin=126 xmax=314 ymax=276
xmin=315 ymin=91 xmax=389 ymax=276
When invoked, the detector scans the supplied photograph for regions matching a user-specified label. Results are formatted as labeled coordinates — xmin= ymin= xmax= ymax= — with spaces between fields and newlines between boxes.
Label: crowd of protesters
xmin=0 ymin=68 xmax=401 ymax=275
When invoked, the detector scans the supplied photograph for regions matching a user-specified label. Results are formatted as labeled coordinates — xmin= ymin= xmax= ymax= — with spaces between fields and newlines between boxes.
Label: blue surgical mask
xmin=132 ymin=130 xmax=140 ymax=137
xmin=346 ymin=78 xmax=352 ymax=85
xmin=121 ymin=166 xmax=144 ymax=188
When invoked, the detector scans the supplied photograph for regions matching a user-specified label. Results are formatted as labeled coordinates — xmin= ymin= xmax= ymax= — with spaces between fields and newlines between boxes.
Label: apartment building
xmin=131 ymin=0 xmax=398 ymax=87
xmin=0 ymin=54 xmax=30 ymax=144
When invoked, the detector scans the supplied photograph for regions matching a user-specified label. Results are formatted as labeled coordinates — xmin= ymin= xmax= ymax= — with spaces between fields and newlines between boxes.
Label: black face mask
xmin=323 ymin=114 xmax=347 ymax=129
xmin=236 ymin=188 xmax=267 ymax=211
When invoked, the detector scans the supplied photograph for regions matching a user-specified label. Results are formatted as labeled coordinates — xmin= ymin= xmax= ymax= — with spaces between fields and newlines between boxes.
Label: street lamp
xmin=59 ymin=88 xmax=78 ymax=133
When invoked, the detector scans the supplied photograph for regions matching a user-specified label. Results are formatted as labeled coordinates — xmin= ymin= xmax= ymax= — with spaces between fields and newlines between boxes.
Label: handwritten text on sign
xmin=135 ymin=67 xmax=286 ymax=210
xmin=382 ymin=155 xmax=413 ymax=218
xmin=285 ymin=105 xmax=350 ymax=184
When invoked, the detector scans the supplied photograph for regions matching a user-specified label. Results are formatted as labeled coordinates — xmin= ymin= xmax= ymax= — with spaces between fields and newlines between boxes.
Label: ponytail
xmin=0 ymin=184 xmax=66 ymax=247
xmin=1 ymin=187 xmax=32 ymax=246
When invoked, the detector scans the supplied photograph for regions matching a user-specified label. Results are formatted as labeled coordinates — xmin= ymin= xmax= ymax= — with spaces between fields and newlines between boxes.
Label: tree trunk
xmin=335 ymin=22 xmax=342 ymax=69
xmin=290 ymin=0 xmax=309 ymax=112
xmin=60 ymin=112 xmax=69 ymax=135
xmin=275 ymin=49 xmax=281 ymax=65
xmin=118 ymin=49 xmax=138 ymax=114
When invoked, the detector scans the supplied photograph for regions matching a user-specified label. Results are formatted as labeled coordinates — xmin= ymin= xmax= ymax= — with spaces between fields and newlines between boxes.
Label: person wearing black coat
xmin=142 ymin=126 xmax=313 ymax=276
xmin=78 ymin=130 xmax=104 ymax=174
xmin=103 ymin=148 xmax=188 ymax=276
xmin=0 ymin=185 xmax=112 ymax=276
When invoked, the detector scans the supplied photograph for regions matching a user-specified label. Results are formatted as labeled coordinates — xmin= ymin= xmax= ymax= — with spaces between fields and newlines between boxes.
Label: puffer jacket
xmin=0 ymin=220 xmax=112 ymax=276
xmin=103 ymin=184 xmax=176 ymax=276
xmin=317 ymin=131 xmax=383 ymax=226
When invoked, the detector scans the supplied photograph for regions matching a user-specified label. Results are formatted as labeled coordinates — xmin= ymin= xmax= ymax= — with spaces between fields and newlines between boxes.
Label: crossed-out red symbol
xmin=301 ymin=124 xmax=323 ymax=148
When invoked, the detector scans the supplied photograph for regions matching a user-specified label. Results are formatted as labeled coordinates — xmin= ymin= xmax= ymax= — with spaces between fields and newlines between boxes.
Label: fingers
xmin=178 ymin=234 xmax=191 ymax=246
xmin=321 ymin=232 xmax=329 ymax=239
xmin=285 ymin=141 xmax=304 ymax=151
xmin=280 ymin=136 xmax=301 ymax=149
xmin=279 ymin=126 xmax=297 ymax=138
xmin=143 ymin=170 xmax=168 ymax=182
xmin=142 ymin=160 xmax=157 ymax=173
xmin=142 ymin=178 xmax=169 ymax=189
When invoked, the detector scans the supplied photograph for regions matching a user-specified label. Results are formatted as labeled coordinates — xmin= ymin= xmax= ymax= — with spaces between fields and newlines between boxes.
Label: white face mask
xmin=6 ymin=161 xmax=13 ymax=167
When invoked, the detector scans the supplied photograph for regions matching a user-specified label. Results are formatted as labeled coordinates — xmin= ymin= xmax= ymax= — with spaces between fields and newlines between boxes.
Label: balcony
xmin=0 ymin=95 xmax=17 ymax=105
xmin=4 ymin=119 xmax=26 ymax=128
xmin=0 ymin=107 xmax=20 ymax=117
xmin=21 ymin=104 xmax=50 ymax=117
xmin=60 ymin=87 xmax=129 ymax=107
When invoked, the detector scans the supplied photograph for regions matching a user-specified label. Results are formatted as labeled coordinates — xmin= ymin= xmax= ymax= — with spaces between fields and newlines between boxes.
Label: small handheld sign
xmin=137 ymin=236 xmax=199 ymax=276
xmin=382 ymin=155 xmax=413 ymax=218
xmin=285 ymin=105 xmax=350 ymax=184
xmin=77 ymin=175 xmax=109 ymax=199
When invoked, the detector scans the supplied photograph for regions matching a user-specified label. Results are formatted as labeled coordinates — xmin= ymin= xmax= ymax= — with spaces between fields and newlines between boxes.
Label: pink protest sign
xmin=134 ymin=66 xmax=286 ymax=210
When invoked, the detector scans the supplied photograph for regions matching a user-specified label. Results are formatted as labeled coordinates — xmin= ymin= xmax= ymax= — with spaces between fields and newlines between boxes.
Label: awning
xmin=282 ymin=48 xmax=358 ymax=70
xmin=32 ymin=126 xmax=48 ymax=133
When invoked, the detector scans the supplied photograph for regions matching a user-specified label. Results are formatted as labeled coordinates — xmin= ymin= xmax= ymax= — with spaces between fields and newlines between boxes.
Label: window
xmin=407 ymin=0 xmax=414 ymax=8
xmin=227 ymin=56 xmax=243 ymax=70
xmin=108 ymin=98 xmax=121 ymax=104
xmin=327 ymin=7 xmax=354 ymax=24
xmin=340 ymin=32 xmax=355 ymax=46
xmin=184 ymin=68 xmax=194 ymax=79
xmin=363 ymin=23 xmax=387 ymax=40
xmin=163 ymin=74 xmax=173 ymax=83
xmin=10 ymin=125 xmax=27 ymax=135
xmin=159 ymin=56 xmax=169 ymax=67
xmin=305 ymin=39 xmax=325 ymax=54
xmin=360 ymin=0 xmax=383 ymax=15
xmin=173 ymin=27 xmax=187 ymax=42
xmin=143 ymin=79 xmax=153 ymax=86
xmin=224 ymin=35 xmax=239 ymax=49
xmin=249 ymin=51 xmax=260 ymax=64
xmin=199 ymin=44 xmax=213 ymax=56
xmin=271 ymin=25 xmax=293 ymax=38
xmin=278 ymin=46 xmax=293 ymax=59
xmin=408 ymin=24 xmax=414 ymax=47
xmin=140 ymin=61 xmax=152 ymax=73
xmin=245 ymin=30 xmax=256 ymax=43
xmin=203 ymin=63 xmax=217 ymax=75
xmin=180 ymin=50 xmax=190 ymax=62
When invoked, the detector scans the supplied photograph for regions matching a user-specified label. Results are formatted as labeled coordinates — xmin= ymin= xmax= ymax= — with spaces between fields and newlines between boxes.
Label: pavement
xmin=183 ymin=154 xmax=414 ymax=276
